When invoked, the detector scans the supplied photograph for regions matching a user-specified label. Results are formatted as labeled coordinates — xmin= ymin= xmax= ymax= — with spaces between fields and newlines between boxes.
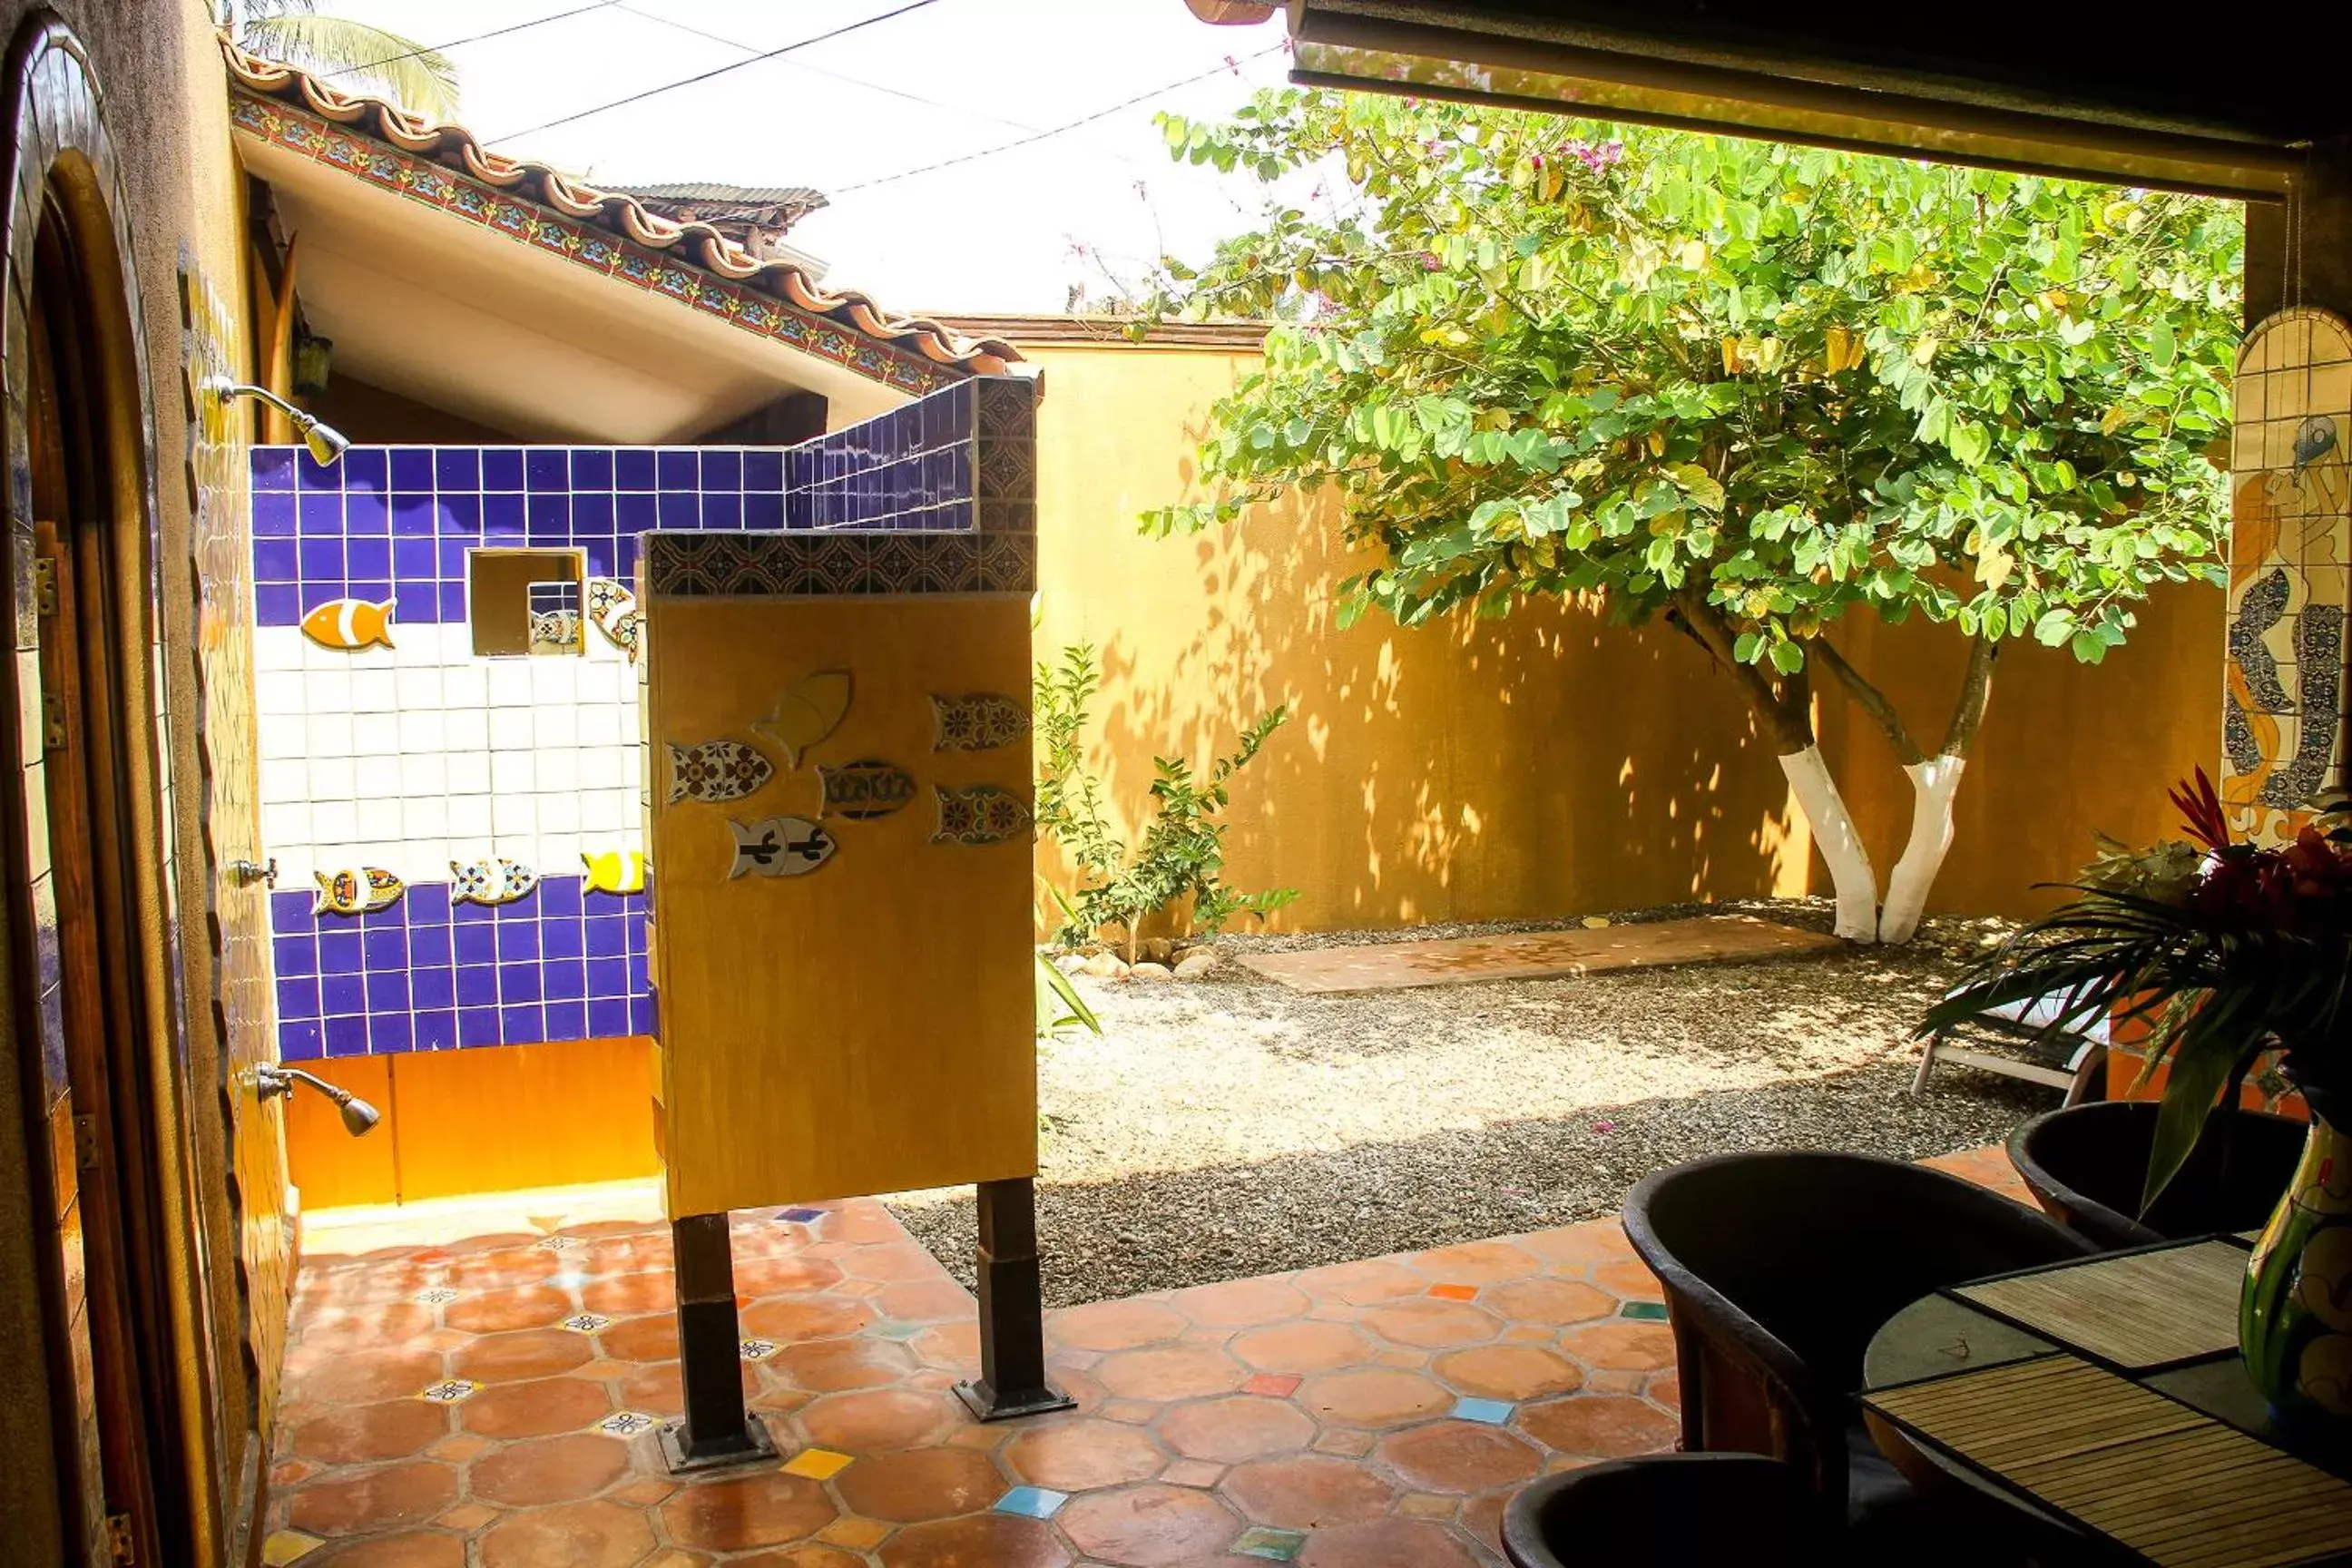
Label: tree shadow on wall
xmin=1042 ymin=397 xmax=1809 ymax=932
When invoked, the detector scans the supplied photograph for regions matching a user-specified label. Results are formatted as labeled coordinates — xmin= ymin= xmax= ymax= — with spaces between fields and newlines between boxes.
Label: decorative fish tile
xmin=312 ymin=867 xmax=403 ymax=917
xmin=753 ymin=670 xmax=852 ymax=768
xmin=582 ymin=849 xmax=649 ymax=896
xmin=601 ymin=606 xmax=643 ymax=663
xmin=932 ymin=692 xmax=1030 ymax=751
xmin=818 ymin=759 xmax=916 ymax=820
xmin=585 ymin=575 xmax=634 ymax=625
xmin=931 ymin=784 xmax=1032 ymax=846
xmin=449 ymin=856 xmax=538 ymax=907
xmin=300 ymin=595 xmax=397 ymax=651
xmin=726 ymin=816 xmax=836 ymax=878
xmin=666 ymin=740 xmax=773 ymax=804
xmin=528 ymin=608 xmax=582 ymax=653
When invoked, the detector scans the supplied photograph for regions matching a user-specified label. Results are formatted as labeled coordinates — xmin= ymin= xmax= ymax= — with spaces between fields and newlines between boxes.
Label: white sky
xmin=309 ymin=0 xmax=1297 ymax=313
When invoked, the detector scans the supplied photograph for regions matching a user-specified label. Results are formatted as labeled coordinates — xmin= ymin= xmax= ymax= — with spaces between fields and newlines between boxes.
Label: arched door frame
xmin=0 ymin=15 xmax=222 ymax=1565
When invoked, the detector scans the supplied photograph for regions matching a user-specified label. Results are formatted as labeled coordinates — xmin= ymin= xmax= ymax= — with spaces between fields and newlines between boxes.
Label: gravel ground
xmin=887 ymin=898 xmax=2048 ymax=1308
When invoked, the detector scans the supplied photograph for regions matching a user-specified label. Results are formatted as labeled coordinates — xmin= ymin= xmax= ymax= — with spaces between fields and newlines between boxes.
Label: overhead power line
xmin=832 ymin=44 xmax=1288 ymax=195
xmin=315 ymin=0 xmax=625 ymax=83
xmin=488 ymin=0 xmax=947 ymax=142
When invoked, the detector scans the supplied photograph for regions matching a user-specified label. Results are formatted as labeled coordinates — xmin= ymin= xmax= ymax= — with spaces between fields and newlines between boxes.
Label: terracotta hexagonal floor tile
xmin=1432 ymin=1344 xmax=1583 ymax=1402
xmin=800 ymin=1387 xmax=966 ymax=1453
xmin=1298 ymin=1368 xmax=1452 ymax=1428
xmin=1093 ymin=1345 xmax=1245 ymax=1402
xmin=443 ymin=1286 xmax=574 ymax=1336
xmin=1299 ymin=1516 xmax=1482 ymax=1567
xmin=838 ymin=1242 xmax=949 ymax=1283
xmin=1168 ymin=1278 xmax=1309 ymax=1328
xmin=287 ymin=1460 xmax=458 ymax=1536
xmin=1517 ymin=1393 xmax=1679 ymax=1457
xmin=617 ymin=1358 xmax=757 ymax=1419
xmin=1157 ymin=1396 xmax=1316 ymax=1465
xmin=299 ymin=1303 xmax=436 ymax=1352
xmin=877 ymin=1514 xmax=1071 ymax=1568
xmin=1004 ymin=1416 xmax=1166 ymax=1490
xmin=1651 ymin=1371 xmax=1682 ymax=1411
xmin=1461 ymin=1487 xmax=1510 ymax=1555
xmin=466 ymin=1432 xmax=632 ymax=1506
xmin=1058 ymin=1483 xmax=1241 ymax=1567
xmin=875 ymin=1279 xmax=975 ymax=1323
xmin=1295 ymin=1259 xmax=1429 ymax=1306
xmin=288 ymin=1399 xmax=450 ymax=1465
xmin=307 ymin=1534 xmax=466 ymax=1567
xmin=593 ymin=1315 xmax=682 ymax=1363
xmin=661 ymin=1469 xmax=838 ymax=1552
xmin=1557 ymin=1319 xmax=1675 ymax=1371
xmin=461 ymin=1375 xmax=613 ymax=1439
xmin=1592 ymin=1259 xmax=1666 ymax=1301
xmin=735 ymin=1254 xmax=847 ymax=1299
xmin=454 ymin=1328 xmax=593 ymax=1385
xmin=1359 ymin=1299 xmax=1503 ymax=1350
xmin=1483 ymin=1278 xmax=1617 ymax=1328
xmin=289 ymin=1348 xmax=445 ymax=1407
xmin=768 ymin=1337 xmax=919 ymax=1393
xmin=910 ymin=1320 xmax=980 ymax=1372
xmin=1377 ymin=1420 xmax=1541 ymax=1493
xmin=738 ymin=1294 xmax=878 ymax=1344
xmin=1223 ymin=1454 xmax=1398 ymax=1529
xmin=479 ymin=1498 xmax=657 ymax=1568
xmin=1050 ymin=1298 xmax=1187 ymax=1353
xmin=735 ymin=1546 xmax=868 ymax=1568
xmin=1519 ymin=1222 xmax=1636 ymax=1270
xmin=1228 ymin=1320 xmax=1373 ymax=1376
xmin=1405 ymin=1240 xmax=1540 ymax=1286
xmin=833 ymin=1447 xmax=1004 ymax=1524
xmin=579 ymin=1270 xmax=681 ymax=1318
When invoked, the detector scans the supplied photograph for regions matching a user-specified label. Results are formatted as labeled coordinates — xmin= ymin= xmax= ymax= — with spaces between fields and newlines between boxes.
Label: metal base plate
xmin=656 ymin=1410 xmax=779 ymax=1475
xmin=953 ymin=1378 xmax=1077 ymax=1424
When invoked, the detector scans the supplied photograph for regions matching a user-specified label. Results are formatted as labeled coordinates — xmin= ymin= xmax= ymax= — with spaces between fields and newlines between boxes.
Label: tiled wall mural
xmin=253 ymin=379 xmax=1013 ymax=1061
xmin=181 ymin=259 xmax=296 ymax=1446
xmin=2223 ymin=308 xmax=2352 ymax=843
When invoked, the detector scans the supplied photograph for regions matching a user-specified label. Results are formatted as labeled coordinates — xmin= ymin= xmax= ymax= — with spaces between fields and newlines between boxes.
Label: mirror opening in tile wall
xmin=469 ymin=546 xmax=585 ymax=658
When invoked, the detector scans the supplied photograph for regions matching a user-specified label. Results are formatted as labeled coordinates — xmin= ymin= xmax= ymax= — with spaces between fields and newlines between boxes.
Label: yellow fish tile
xmin=299 ymin=595 xmax=397 ymax=651
xmin=753 ymin=670 xmax=851 ymax=768
xmin=582 ymin=849 xmax=648 ymax=896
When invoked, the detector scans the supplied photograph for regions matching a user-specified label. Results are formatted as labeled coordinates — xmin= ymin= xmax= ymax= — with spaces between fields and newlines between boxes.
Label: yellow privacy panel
xmin=647 ymin=593 xmax=1036 ymax=1216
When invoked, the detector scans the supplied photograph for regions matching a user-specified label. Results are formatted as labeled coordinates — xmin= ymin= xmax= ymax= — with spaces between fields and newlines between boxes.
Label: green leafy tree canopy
xmin=1141 ymin=90 xmax=2239 ymax=941
xmin=235 ymin=1 xmax=460 ymax=120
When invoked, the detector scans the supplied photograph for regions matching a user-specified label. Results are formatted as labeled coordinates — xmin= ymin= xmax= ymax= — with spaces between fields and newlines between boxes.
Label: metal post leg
xmin=954 ymin=1178 xmax=1074 ymax=1421
xmin=658 ymin=1212 xmax=776 ymax=1472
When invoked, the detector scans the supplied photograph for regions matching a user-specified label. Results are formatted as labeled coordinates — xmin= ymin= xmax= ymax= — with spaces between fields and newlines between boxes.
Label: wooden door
xmin=24 ymin=199 xmax=177 ymax=1568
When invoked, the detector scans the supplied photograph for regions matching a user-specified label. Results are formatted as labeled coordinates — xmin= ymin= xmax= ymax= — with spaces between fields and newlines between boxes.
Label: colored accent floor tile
xmin=266 ymin=1154 xmax=2013 ymax=1564
xmin=782 ymin=1446 xmax=855 ymax=1481
xmin=1234 ymin=914 xmax=1841 ymax=993
xmin=994 ymin=1484 xmax=1069 ymax=1518
xmin=1619 ymin=1300 xmax=1669 ymax=1320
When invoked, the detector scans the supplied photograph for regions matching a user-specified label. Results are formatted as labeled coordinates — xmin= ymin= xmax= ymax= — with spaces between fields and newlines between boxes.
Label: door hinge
xmin=73 ymin=1114 xmax=99 ymax=1171
xmin=104 ymin=1510 xmax=132 ymax=1563
xmin=32 ymin=556 xmax=57 ymax=618
xmin=41 ymin=692 xmax=64 ymax=752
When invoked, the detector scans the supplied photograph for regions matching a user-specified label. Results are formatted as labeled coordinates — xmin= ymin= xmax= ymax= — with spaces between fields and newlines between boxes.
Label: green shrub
xmin=1034 ymin=642 xmax=1298 ymax=961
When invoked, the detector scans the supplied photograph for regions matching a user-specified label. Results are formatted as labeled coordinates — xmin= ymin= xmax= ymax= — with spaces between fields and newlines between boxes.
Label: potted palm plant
xmin=1923 ymin=769 xmax=2352 ymax=1430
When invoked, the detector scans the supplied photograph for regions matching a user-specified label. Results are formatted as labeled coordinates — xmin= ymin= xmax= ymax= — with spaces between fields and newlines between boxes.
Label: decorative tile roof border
xmin=221 ymin=40 xmax=1020 ymax=395
xmin=644 ymin=531 xmax=1036 ymax=598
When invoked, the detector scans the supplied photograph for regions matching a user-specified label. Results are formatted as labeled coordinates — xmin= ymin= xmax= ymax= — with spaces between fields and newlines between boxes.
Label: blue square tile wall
xmin=271 ymin=878 xmax=652 ymax=1059
xmin=248 ymin=377 xmax=1002 ymax=629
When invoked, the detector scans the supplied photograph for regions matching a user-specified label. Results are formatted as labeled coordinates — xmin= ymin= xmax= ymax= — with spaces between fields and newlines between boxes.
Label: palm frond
xmin=240 ymin=13 xmax=460 ymax=119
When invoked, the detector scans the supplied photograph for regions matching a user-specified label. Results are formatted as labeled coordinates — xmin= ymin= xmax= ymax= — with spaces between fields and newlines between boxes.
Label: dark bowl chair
xmin=2008 ymin=1101 xmax=2308 ymax=1249
xmin=1502 ymin=1453 xmax=1814 ymax=1567
xmin=1622 ymin=1152 xmax=2096 ymax=1560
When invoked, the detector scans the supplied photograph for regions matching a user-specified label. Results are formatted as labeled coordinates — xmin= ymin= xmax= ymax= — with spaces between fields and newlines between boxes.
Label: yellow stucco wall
xmin=1025 ymin=338 xmax=2224 ymax=927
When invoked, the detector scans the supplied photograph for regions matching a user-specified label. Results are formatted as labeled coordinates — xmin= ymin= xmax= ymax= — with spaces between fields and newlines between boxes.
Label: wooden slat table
xmin=1862 ymin=1238 xmax=2352 ymax=1567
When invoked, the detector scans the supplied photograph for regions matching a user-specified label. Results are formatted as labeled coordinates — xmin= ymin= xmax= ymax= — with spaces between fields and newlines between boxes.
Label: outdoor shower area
xmin=252 ymin=375 xmax=1039 ymax=1204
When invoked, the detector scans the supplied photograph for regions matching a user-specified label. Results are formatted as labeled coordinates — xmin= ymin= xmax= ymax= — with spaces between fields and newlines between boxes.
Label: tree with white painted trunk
xmin=1139 ymin=93 xmax=2240 ymax=941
